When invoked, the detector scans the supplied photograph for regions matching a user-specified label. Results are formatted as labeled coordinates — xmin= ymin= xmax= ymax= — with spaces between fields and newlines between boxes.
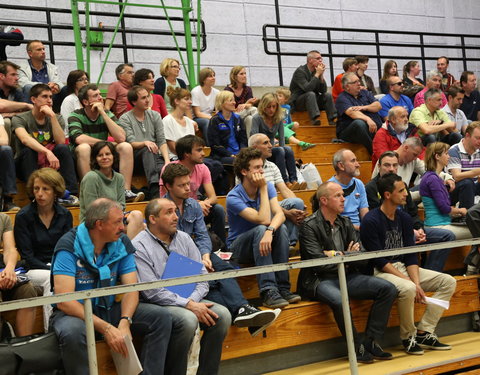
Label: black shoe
xmin=402 ymin=336 xmax=424 ymax=355
xmin=247 ymin=308 xmax=281 ymax=337
xmin=451 ymin=216 xmax=467 ymax=226
xmin=261 ymin=289 xmax=289 ymax=309
xmin=356 ymin=344 xmax=374 ymax=364
xmin=416 ymin=332 xmax=451 ymax=350
xmin=312 ymin=117 xmax=321 ymax=126
xmin=279 ymin=290 xmax=301 ymax=304
xmin=3 ymin=199 xmax=20 ymax=212
xmin=233 ymin=304 xmax=277 ymax=328
xmin=364 ymin=339 xmax=393 ymax=360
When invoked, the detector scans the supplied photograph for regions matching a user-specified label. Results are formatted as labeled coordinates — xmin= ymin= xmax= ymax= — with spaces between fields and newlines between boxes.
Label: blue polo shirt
xmin=217 ymin=112 xmax=240 ymax=155
xmin=327 ymin=176 xmax=368 ymax=226
xmin=379 ymin=94 xmax=414 ymax=118
xmin=335 ymin=89 xmax=382 ymax=135
xmin=29 ymin=60 xmax=49 ymax=84
xmin=226 ymin=181 xmax=277 ymax=247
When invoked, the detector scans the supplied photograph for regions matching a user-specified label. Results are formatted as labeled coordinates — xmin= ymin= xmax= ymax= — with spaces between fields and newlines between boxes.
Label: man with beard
xmin=379 ymin=78 xmax=414 ymax=121
xmin=442 ymin=86 xmax=468 ymax=135
xmin=372 ymin=106 xmax=419 ymax=169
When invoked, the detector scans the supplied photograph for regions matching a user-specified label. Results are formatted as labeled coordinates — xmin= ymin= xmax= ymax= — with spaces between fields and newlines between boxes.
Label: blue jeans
xmin=270 ymin=146 xmax=297 ymax=183
xmin=163 ymin=300 xmax=231 ymax=375
xmin=279 ymin=197 xmax=305 ymax=245
xmin=207 ymin=252 xmax=248 ymax=316
xmin=51 ymin=302 xmax=175 ymax=375
xmin=422 ymin=227 xmax=456 ymax=272
xmin=229 ymin=224 xmax=291 ymax=293
xmin=314 ymin=273 xmax=397 ymax=347
xmin=450 ymin=178 xmax=480 ymax=210
xmin=338 ymin=119 xmax=374 ymax=154
xmin=0 ymin=145 xmax=16 ymax=195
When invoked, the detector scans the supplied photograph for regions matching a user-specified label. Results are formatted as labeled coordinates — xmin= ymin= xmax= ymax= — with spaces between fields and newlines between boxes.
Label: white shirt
xmin=442 ymin=103 xmax=468 ymax=133
xmin=60 ymin=93 xmax=81 ymax=137
xmin=162 ymin=114 xmax=195 ymax=159
xmin=191 ymin=85 xmax=219 ymax=116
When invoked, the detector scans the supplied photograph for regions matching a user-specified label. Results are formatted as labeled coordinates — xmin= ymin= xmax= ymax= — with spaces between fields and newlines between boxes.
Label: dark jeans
xmin=204 ymin=157 xmax=229 ymax=195
xmin=338 ymin=119 xmax=374 ymax=154
xmin=194 ymin=117 xmax=210 ymax=146
xmin=0 ymin=145 xmax=17 ymax=195
xmin=15 ymin=144 xmax=78 ymax=194
xmin=314 ymin=273 xmax=397 ymax=347
xmin=51 ymin=302 xmax=179 ymax=375
xmin=293 ymin=91 xmax=337 ymax=122
xmin=270 ymin=146 xmax=297 ymax=183
xmin=205 ymin=203 xmax=226 ymax=245
xmin=450 ymin=178 xmax=480 ymax=209
xmin=421 ymin=132 xmax=463 ymax=147
xmin=206 ymin=252 xmax=248 ymax=316
xmin=229 ymin=224 xmax=291 ymax=293
xmin=422 ymin=227 xmax=457 ymax=272
xmin=134 ymin=148 xmax=165 ymax=186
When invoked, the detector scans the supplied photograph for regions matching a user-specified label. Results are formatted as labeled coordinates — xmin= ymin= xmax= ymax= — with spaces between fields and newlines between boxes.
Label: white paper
xmin=425 ymin=296 xmax=449 ymax=310
xmin=110 ymin=335 xmax=143 ymax=375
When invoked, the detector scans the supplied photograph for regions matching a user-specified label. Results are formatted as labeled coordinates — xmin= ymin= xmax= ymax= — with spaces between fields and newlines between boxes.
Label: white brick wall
xmin=1 ymin=0 xmax=479 ymax=88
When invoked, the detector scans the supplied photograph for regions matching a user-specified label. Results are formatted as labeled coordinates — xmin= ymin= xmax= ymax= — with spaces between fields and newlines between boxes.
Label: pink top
xmin=414 ymin=88 xmax=448 ymax=108
xmin=106 ymin=80 xmax=130 ymax=118
xmin=159 ymin=161 xmax=212 ymax=197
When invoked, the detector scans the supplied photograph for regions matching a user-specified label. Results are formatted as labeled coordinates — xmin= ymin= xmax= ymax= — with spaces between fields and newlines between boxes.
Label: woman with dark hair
xmin=153 ymin=57 xmax=187 ymax=111
xmin=420 ymin=142 xmax=471 ymax=270
xmin=224 ymin=66 xmax=258 ymax=136
xmin=379 ymin=60 xmax=398 ymax=94
xmin=60 ymin=69 xmax=89 ymax=135
xmin=250 ymin=93 xmax=303 ymax=189
xmin=14 ymin=167 xmax=73 ymax=330
xmin=403 ymin=61 xmax=425 ymax=99
xmin=79 ymin=141 xmax=144 ymax=238
xmin=126 ymin=68 xmax=168 ymax=117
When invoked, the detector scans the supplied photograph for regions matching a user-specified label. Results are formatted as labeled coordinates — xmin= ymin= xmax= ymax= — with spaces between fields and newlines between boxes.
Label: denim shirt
xmin=165 ymin=193 xmax=212 ymax=255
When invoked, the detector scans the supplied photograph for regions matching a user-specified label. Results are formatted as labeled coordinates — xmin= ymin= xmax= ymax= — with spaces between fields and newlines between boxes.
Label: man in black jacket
xmin=298 ymin=181 xmax=397 ymax=363
xmin=289 ymin=50 xmax=336 ymax=125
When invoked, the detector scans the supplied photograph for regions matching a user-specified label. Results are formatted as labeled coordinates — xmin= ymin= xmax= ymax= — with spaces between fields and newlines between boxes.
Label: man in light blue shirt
xmin=379 ymin=76 xmax=414 ymax=120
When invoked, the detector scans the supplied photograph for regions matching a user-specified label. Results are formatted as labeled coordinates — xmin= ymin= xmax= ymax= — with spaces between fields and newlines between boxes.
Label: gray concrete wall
xmin=1 ymin=0 xmax=479 ymax=89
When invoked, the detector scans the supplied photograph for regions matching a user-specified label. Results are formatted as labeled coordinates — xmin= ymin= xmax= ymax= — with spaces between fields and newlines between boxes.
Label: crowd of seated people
xmin=1 ymin=38 xmax=480 ymax=374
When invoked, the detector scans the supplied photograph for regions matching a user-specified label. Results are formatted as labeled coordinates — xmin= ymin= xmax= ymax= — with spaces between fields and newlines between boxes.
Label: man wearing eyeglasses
xmin=335 ymin=72 xmax=382 ymax=154
xmin=379 ymin=77 xmax=414 ymax=121
xmin=413 ymin=70 xmax=448 ymax=108
xmin=105 ymin=63 xmax=135 ymax=118
xmin=288 ymin=50 xmax=337 ymax=126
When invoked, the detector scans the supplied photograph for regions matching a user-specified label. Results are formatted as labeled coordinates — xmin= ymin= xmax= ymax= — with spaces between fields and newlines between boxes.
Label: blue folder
xmin=161 ymin=252 xmax=203 ymax=298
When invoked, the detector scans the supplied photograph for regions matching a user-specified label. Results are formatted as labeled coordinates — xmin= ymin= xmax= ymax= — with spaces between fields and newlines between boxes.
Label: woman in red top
xmin=127 ymin=68 xmax=168 ymax=118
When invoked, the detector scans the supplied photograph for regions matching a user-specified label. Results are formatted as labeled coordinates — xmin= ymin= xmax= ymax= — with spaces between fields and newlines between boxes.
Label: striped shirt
xmin=68 ymin=108 xmax=118 ymax=149
xmin=447 ymin=140 xmax=480 ymax=181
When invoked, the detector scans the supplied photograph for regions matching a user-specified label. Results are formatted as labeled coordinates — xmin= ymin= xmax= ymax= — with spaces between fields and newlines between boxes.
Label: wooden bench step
xmin=290 ymin=143 xmax=370 ymax=163
xmin=291 ymin=111 xmax=328 ymax=126
xmin=292 ymin=125 xmax=337 ymax=144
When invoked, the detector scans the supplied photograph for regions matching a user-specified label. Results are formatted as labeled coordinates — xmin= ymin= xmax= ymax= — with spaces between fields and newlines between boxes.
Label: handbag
xmin=0 ymin=332 xmax=63 ymax=375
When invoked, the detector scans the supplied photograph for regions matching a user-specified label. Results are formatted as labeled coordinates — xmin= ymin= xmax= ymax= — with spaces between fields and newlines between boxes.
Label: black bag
xmin=0 ymin=332 xmax=63 ymax=375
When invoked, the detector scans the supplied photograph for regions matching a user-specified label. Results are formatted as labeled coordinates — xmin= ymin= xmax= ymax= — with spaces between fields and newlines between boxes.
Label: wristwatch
xmin=266 ymin=226 xmax=275 ymax=234
xmin=120 ymin=316 xmax=133 ymax=324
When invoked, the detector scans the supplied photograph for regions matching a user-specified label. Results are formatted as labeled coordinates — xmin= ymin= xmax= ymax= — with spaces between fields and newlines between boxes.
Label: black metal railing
xmin=263 ymin=23 xmax=480 ymax=86
xmin=0 ymin=3 xmax=207 ymax=65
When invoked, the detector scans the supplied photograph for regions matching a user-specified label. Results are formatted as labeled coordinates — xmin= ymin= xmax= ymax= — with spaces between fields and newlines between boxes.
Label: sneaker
xmin=248 ymin=308 xmax=281 ymax=337
xmin=364 ymin=339 xmax=393 ymax=360
xmin=402 ymin=336 xmax=424 ymax=355
xmin=312 ymin=118 xmax=321 ymax=126
xmin=125 ymin=190 xmax=145 ymax=202
xmin=3 ymin=200 xmax=20 ymax=212
xmin=416 ymin=332 xmax=451 ymax=350
xmin=233 ymin=305 xmax=277 ymax=328
xmin=261 ymin=289 xmax=289 ymax=309
xmin=58 ymin=194 xmax=80 ymax=207
xmin=451 ymin=216 xmax=467 ymax=226
xmin=279 ymin=290 xmax=301 ymax=304
xmin=356 ymin=344 xmax=374 ymax=364
xmin=300 ymin=142 xmax=316 ymax=151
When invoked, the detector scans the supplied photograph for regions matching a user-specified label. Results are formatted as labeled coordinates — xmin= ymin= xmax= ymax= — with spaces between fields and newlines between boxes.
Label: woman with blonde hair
xmin=224 ymin=65 xmax=258 ymax=135
xmin=379 ymin=60 xmax=398 ymax=94
xmin=154 ymin=57 xmax=187 ymax=111
xmin=251 ymin=93 xmax=302 ymax=189
xmin=14 ymin=167 xmax=73 ymax=330
xmin=419 ymin=142 xmax=471 ymax=270
xmin=191 ymin=67 xmax=219 ymax=144
xmin=208 ymin=90 xmax=247 ymax=165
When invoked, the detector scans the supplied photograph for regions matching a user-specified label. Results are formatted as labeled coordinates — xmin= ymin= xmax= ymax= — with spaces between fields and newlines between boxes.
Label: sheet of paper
xmin=425 ymin=296 xmax=449 ymax=310
xmin=110 ymin=335 xmax=143 ymax=375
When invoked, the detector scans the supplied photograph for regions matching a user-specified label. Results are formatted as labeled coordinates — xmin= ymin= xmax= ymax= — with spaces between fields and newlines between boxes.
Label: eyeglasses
xmin=76 ymin=77 xmax=89 ymax=82
xmin=171 ymin=65 xmax=181 ymax=70
xmin=392 ymin=82 xmax=404 ymax=86
xmin=347 ymin=80 xmax=360 ymax=85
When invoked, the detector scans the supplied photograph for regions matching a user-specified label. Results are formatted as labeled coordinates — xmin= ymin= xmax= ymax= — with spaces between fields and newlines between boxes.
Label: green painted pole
xmin=196 ymin=0 xmax=201 ymax=81
xmin=181 ymin=0 xmax=196 ymax=87
xmin=85 ymin=0 xmax=91 ymax=76
xmin=70 ymin=0 xmax=85 ymax=70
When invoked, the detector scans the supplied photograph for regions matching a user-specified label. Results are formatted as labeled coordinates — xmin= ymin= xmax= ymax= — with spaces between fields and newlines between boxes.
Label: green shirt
xmin=409 ymin=104 xmax=451 ymax=137
xmin=68 ymin=108 xmax=118 ymax=150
